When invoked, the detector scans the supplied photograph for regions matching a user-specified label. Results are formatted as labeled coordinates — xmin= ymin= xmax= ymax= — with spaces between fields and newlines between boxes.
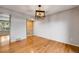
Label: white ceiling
xmin=0 ymin=5 xmax=78 ymax=17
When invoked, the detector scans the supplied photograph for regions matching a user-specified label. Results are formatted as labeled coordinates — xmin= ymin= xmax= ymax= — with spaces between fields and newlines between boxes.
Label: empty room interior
xmin=0 ymin=5 xmax=79 ymax=53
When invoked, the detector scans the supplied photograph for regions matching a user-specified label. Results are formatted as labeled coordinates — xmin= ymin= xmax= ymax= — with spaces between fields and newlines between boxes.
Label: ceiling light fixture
xmin=35 ymin=5 xmax=45 ymax=19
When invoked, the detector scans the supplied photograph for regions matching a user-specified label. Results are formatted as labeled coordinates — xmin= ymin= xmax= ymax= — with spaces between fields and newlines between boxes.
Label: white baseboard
xmin=34 ymin=34 xmax=79 ymax=47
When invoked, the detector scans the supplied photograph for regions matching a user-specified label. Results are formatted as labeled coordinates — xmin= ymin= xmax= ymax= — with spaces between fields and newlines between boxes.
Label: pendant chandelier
xmin=35 ymin=5 xmax=45 ymax=19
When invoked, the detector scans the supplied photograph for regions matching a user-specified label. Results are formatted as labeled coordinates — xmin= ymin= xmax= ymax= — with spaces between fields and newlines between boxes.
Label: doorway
xmin=0 ymin=14 xmax=11 ymax=47
xmin=26 ymin=20 xmax=34 ymax=36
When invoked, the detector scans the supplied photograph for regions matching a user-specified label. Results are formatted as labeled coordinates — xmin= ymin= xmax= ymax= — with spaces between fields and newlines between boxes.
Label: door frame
xmin=26 ymin=19 xmax=34 ymax=36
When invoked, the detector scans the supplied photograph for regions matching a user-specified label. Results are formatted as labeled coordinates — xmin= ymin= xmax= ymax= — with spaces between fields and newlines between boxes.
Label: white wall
xmin=10 ymin=15 xmax=26 ymax=42
xmin=34 ymin=7 xmax=79 ymax=47
xmin=69 ymin=7 xmax=79 ymax=46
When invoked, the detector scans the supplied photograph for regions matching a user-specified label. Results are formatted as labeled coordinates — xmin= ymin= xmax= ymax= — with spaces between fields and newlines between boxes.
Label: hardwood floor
xmin=0 ymin=36 xmax=79 ymax=53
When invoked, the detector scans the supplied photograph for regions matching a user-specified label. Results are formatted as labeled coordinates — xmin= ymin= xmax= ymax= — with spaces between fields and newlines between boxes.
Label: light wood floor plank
xmin=0 ymin=36 xmax=79 ymax=53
